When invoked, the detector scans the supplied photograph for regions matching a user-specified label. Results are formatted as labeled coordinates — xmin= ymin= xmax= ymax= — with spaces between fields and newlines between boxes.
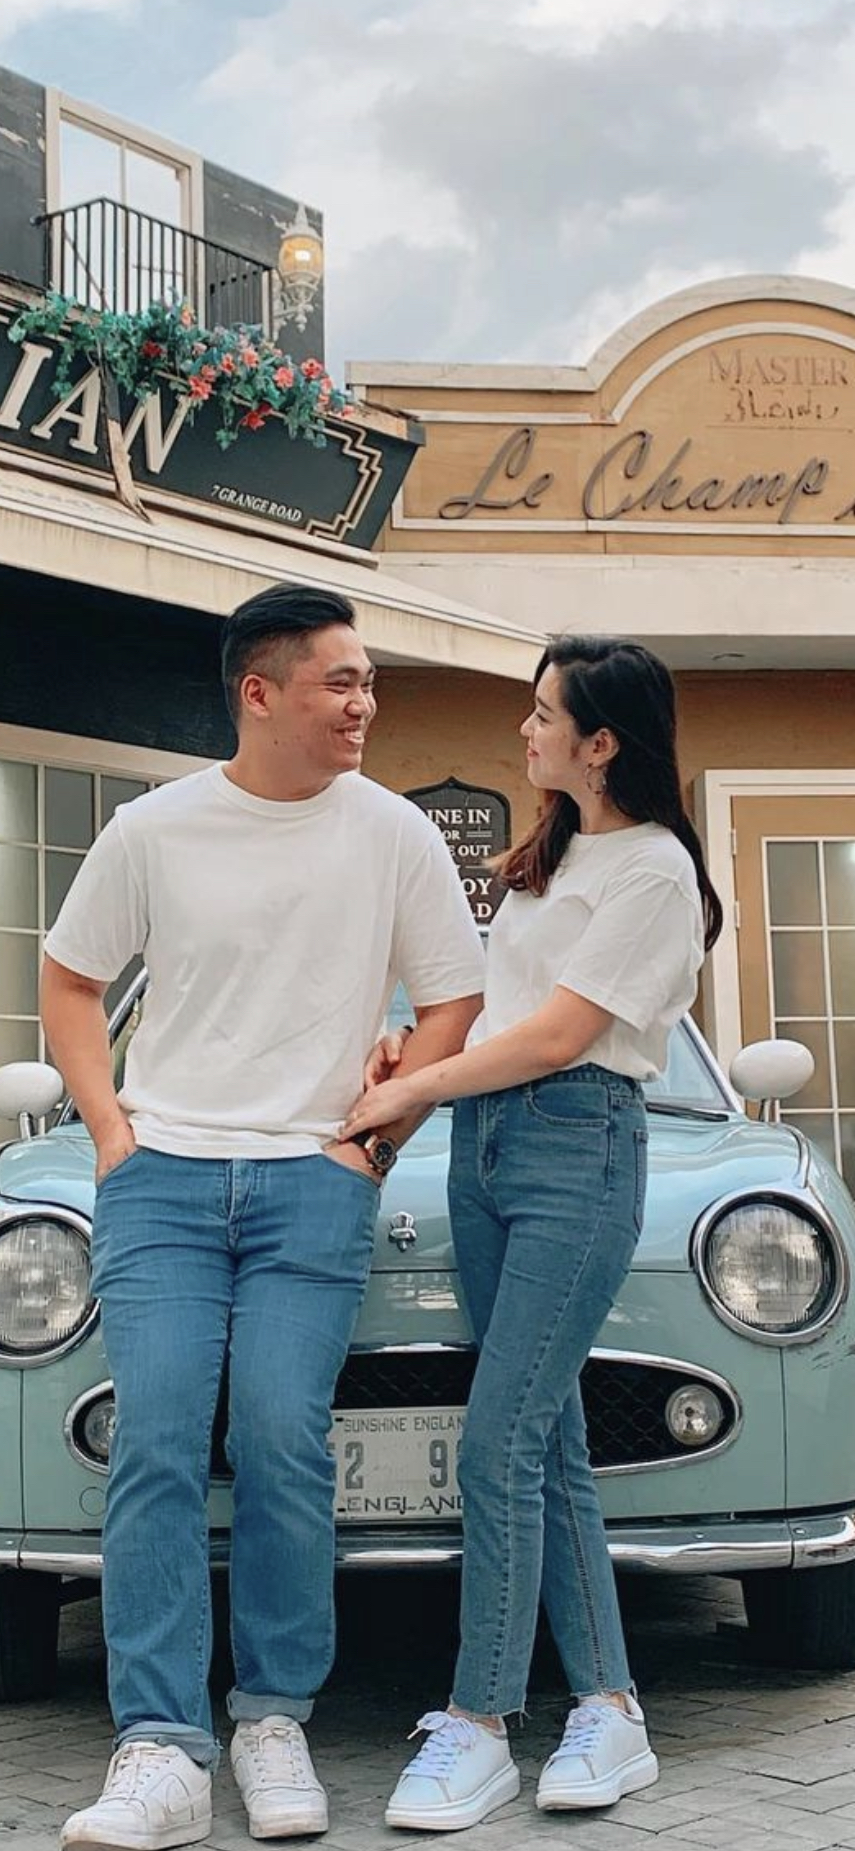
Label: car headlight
xmin=0 ymin=1210 xmax=95 ymax=1360
xmin=694 ymin=1196 xmax=844 ymax=1341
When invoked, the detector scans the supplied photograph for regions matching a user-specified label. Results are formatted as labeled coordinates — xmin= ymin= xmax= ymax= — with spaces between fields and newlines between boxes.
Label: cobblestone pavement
xmin=5 ymin=1573 xmax=855 ymax=1850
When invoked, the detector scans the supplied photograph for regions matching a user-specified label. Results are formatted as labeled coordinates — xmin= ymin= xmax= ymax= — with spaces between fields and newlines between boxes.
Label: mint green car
xmin=0 ymin=976 xmax=853 ymax=1702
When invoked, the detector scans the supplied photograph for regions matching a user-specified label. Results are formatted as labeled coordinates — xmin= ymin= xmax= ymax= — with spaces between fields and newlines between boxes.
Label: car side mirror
xmin=729 ymin=1039 xmax=815 ymax=1109
xmin=0 ymin=1061 xmax=65 ymax=1138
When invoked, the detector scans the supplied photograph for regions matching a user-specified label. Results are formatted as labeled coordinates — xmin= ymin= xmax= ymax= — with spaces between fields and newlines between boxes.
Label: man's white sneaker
xmin=230 ymin=1715 xmax=328 ymax=1839
xmin=385 ymin=1710 xmax=520 ymax=1832
xmin=536 ymin=1695 xmax=659 ymax=1810
xmin=60 ymin=1741 xmax=212 ymax=1850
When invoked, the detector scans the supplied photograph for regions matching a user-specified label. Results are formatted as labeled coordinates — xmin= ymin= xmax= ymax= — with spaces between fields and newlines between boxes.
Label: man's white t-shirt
xmin=468 ymin=822 xmax=704 ymax=1080
xmin=45 ymin=766 xmax=485 ymax=1159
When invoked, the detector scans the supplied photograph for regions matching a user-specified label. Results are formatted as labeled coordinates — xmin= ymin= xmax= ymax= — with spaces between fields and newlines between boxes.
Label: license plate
xmin=332 ymin=1406 xmax=464 ymax=1522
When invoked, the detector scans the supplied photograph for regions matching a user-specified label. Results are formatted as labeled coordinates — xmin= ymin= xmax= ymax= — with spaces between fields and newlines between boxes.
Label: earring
xmin=584 ymin=763 xmax=608 ymax=797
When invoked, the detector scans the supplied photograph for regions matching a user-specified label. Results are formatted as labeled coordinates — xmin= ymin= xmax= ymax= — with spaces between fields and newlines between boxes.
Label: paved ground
xmin=5 ymin=1574 xmax=855 ymax=1849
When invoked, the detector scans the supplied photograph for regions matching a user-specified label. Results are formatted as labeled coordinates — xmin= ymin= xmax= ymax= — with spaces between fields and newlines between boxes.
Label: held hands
xmin=341 ymin=1074 xmax=424 ymax=1141
xmin=363 ymin=1027 xmax=412 ymax=1088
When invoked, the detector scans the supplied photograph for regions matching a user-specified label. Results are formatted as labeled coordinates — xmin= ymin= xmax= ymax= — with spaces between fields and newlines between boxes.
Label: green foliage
xmin=8 ymin=295 xmax=351 ymax=451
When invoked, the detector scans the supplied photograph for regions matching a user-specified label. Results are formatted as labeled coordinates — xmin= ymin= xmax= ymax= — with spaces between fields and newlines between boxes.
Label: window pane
xmin=825 ymin=842 xmax=855 ymax=928
xmin=45 ymin=853 xmax=84 ymax=930
xmin=767 ymin=843 xmax=820 ymax=927
xmin=780 ymin=1111 xmax=836 ymax=1168
xmin=0 ymin=846 xmax=37 ymax=929
xmin=0 ymin=933 xmax=38 ymax=1015
xmin=835 ymin=1022 xmax=855 ymax=1110
xmin=771 ymin=932 xmax=825 ymax=1017
xmin=775 ymin=1019 xmax=831 ymax=1108
xmin=829 ymin=934 xmax=855 ymax=1018
xmin=45 ymin=769 xmax=94 ymax=850
xmin=101 ymin=777 xmax=148 ymax=828
xmin=0 ymin=761 xmax=36 ymax=844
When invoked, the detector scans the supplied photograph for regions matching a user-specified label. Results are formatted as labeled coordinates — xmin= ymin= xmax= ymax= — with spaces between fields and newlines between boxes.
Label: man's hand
xmin=95 ymin=1114 xmax=137 ymax=1186
xmin=363 ymin=1028 xmax=411 ymax=1087
xmin=322 ymin=1140 xmax=382 ymax=1187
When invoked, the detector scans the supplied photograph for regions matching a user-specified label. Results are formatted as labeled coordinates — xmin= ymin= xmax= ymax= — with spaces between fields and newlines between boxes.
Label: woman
xmin=344 ymin=636 xmax=722 ymax=1834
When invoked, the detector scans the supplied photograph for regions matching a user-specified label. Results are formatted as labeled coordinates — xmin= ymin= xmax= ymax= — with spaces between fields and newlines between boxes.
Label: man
xmin=43 ymin=584 xmax=484 ymax=1851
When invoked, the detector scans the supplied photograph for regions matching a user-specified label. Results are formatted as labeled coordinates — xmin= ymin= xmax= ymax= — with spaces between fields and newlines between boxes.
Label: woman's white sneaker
xmin=60 ymin=1741 xmax=212 ymax=1850
xmin=536 ymin=1695 xmax=659 ymax=1810
xmin=230 ymin=1715 xmax=328 ymax=1838
xmin=385 ymin=1710 xmax=520 ymax=1832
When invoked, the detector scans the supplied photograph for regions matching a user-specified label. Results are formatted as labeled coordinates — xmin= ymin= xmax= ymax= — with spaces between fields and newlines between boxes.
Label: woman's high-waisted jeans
xmin=448 ymin=1064 xmax=647 ymax=1717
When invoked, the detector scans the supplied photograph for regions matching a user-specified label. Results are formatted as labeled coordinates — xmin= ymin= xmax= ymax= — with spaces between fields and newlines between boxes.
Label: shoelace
xmin=555 ymin=1704 xmax=613 ymax=1758
xmin=242 ymin=1720 xmax=316 ymax=1789
xmin=104 ymin=1743 xmax=177 ymax=1799
xmin=406 ymin=1711 xmax=480 ymax=1776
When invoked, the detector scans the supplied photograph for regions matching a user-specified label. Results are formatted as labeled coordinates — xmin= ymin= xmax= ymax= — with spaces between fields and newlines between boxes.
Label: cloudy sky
xmin=3 ymin=0 xmax=855 ymax=375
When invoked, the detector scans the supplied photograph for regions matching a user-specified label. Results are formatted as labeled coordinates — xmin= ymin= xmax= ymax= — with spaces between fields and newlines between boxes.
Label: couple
xmin=44 ymin=583 xmax=721 ymax=1848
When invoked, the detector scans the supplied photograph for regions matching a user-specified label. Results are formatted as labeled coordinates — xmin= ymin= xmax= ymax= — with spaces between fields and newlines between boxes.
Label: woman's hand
xmin=363 ymin=1027 xmax=412 ymax=1088
xmin=341 ymin=1073 xmax=426 ymax=1139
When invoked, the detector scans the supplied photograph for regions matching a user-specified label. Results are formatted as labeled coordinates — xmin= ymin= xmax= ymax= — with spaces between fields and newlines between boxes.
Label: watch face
xmin=368 ymin=1136 xmax=398 ymax=1174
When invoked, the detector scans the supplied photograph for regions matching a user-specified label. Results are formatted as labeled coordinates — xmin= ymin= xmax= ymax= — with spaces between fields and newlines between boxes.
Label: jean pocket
xmin=317 ymin=1150 xmax=382 ymax=1194
xmin=96 ymin=1147 xmax=143 ymax=1191
xmin=523 ymin=1079 xmax=609 ymax=1132
xmin=633 ymin=1126 xmax=649 ymax=1234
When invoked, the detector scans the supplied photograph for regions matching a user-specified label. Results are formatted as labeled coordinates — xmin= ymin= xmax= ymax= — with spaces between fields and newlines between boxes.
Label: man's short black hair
xmin=221 ymin=583 xmax=357 ymax=727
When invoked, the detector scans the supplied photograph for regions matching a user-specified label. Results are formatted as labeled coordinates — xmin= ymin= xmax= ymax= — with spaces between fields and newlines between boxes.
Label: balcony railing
xmin=36 ymin=197 xmax=277 ymax=334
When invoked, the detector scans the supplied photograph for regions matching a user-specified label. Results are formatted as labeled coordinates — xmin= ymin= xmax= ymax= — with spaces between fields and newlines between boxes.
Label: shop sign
xmin=395 ymin=326 xmax=855 ymax=536
xmin=0 ymin=302 xmax=421 ymax=547
xmin=404 ymin=776 xmax=510 ymax=925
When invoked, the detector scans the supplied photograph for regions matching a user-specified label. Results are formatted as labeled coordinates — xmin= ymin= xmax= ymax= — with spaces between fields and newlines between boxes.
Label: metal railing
xmin=36 ymin=197 xmax=277 ymax=333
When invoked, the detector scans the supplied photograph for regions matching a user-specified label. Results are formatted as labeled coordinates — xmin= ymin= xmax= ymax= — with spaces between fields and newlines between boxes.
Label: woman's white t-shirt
xmin=467 ymin=822 xmax=705 ymax=1080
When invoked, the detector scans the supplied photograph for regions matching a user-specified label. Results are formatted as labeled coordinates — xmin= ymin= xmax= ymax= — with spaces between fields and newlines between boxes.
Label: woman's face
xmin=520 ymin=665 xmax=585 ymax=795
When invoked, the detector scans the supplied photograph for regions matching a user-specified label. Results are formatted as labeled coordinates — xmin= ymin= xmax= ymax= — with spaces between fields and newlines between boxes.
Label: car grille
xmin=209 ymin=1350 xmax=736 ymax=1476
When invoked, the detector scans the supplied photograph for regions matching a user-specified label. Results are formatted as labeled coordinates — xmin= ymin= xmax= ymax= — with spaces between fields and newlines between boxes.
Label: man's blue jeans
xmin=90 ymin=1148 xmax=380 ymax=1768
xmin=447 ymin=1065 xmax=648 ymax=1716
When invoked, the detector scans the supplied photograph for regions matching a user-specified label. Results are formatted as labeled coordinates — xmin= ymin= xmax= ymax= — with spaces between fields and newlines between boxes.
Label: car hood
xmin=0 ymin=1109 xmax=810 ymax=1274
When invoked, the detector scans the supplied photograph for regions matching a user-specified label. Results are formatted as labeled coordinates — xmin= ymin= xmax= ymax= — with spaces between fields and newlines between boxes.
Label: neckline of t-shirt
xmin=213 ymin=763 xmax=343 ymax=819
xmin=571 ymin=821 xmax=662 ymax=848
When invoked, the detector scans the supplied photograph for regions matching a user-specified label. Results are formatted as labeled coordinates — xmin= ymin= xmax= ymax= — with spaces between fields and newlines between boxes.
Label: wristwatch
xmin=350 ymin=1130 xmax=399 ymax=1177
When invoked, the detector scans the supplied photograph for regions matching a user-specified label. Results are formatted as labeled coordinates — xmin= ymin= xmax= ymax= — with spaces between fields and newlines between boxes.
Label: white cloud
xmin=0 ymin=0 xmax=134 ymax=47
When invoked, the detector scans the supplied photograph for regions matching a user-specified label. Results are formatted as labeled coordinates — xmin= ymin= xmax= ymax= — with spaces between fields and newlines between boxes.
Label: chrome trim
xmin=786 ymin=1125 xmax=812 ymax=1189
xmin=692 ymin=1186 xmax=850 ymax=1346
xmin=5 ymin=1509 xmax=855 ymax=1578
xmin=64 ymin=1379 xmax=113 ymax=1475
xmin=63 ymin=1347 xmax=743 ymax=1479
xmin=0 ymin=1201 xmax=98 ymax=1370
xmin=679 ymin=1013 xmax=742 ymax=1112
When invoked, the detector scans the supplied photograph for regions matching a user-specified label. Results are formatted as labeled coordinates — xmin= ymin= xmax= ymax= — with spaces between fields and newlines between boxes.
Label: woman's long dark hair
xmin=501 ymin=636 xmax=723 ymax=952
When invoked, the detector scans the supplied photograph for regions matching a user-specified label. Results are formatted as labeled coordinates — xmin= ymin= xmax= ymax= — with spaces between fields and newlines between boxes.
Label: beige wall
xmin=365 ymin=667 xmax=855 ymax=849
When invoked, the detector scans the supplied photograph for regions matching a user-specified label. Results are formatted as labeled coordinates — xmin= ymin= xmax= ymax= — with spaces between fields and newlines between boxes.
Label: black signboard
xmin=0 ymin=301 xmax=422 ymax=548
xmin=404 ymin=776 xmax=511 ymax=926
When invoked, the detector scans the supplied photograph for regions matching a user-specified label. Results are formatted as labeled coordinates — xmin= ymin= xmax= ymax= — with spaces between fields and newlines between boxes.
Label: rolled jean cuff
xmin=227 ymin=1687 xmax=314 ymax=1725
xmin=116 ymin=1722 xmax=220 ymax=1771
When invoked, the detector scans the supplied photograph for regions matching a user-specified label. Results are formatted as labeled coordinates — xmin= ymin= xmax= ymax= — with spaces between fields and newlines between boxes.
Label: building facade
xmin=350 ymin=277 xmax=855 ymax=1191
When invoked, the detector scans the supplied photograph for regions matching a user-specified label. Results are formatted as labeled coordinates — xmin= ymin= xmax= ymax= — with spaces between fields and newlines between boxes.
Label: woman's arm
xmin=341 ymin=985 xmax=612 ymax=1138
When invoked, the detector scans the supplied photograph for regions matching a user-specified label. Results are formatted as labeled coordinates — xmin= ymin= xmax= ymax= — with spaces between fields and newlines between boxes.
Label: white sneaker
xmin=536 ymin=1695 xmax=659 ymax=1809
xmin=60 ymin=1741 xmax=212 ymax=1850
xmin=230 ymin=1715 xmax=328 ymax=1839
xmin=385 ymin=1710 xmax=520 ymax=1832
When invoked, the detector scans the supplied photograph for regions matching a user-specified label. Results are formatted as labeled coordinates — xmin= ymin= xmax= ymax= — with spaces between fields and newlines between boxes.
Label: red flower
xmin=301 ymin=357 xmax=324 ymax=380
xmin=188 ymin=374 xmax=213 ymax=400
xmin=141 ymin=340 xmax=163 ymax=359
xmin=220 ymin=352 xmax=236 ymax=374
xmin=241 ymin=345 xmax=260 ymax=369
xmin=200 ymin=364 xmax=217 ymax=382
xmin=273 ymin=365 xmax=294 ymax=389
xmin=241 ymin=402 xmax=271 ymax=430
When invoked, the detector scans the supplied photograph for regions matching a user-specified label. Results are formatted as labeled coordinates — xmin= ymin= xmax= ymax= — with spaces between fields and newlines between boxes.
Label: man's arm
xmin=329 ymin=991 xmax=482 ymax=1180
xmin=41 ymin=954 xmax=136 ymax=1183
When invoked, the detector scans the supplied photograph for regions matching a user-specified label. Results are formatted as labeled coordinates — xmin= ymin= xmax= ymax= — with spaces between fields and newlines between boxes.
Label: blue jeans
xmin=448 ymin=1065 xmax=647 ymax=1716
xmin=90 ymin=1148 xmax=379 ymax=1769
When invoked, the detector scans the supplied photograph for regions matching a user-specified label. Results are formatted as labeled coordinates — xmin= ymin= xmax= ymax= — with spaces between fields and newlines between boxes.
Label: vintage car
xmin=1 ymin=975 xmax=854 ymax=1704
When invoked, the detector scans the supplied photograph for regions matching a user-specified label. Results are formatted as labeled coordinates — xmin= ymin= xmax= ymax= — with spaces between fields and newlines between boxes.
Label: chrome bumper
xmin=3 ymin=1511 xmax=855 ymax=1578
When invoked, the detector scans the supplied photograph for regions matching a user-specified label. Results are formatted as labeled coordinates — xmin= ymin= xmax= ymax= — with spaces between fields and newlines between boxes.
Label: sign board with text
xmin=405 ymin=776 xmax=510 ymax=926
